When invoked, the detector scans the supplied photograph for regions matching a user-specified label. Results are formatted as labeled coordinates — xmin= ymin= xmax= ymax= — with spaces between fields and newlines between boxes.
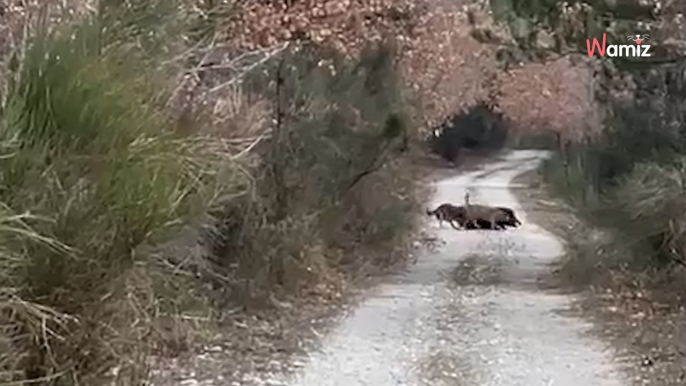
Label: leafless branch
xmin=231 ymin=130 xmax=271 ymax=160
xmin=209 ymin=42 xmax=290 ymax=94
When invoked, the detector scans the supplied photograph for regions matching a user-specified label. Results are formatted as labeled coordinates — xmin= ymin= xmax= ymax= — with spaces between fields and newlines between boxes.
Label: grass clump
xmin=608 ymin=160 xmax=686 ymax=269
xmin=0 ymin=19 xmax=238 ymax=384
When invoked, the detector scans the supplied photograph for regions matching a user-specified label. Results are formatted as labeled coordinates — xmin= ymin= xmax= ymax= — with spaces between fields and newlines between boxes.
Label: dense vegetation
xmin=0 ymin=2 xmax=425 ymax=384
xmin=488 ymin=0 xmax=686 ymax=275
xmin=4 ymin=0 xmax=682 ymax=383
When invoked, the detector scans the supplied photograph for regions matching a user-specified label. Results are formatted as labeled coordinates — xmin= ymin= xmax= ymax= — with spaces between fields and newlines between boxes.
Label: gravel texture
xmin=273 ymin=150 xmax=628 ymax=386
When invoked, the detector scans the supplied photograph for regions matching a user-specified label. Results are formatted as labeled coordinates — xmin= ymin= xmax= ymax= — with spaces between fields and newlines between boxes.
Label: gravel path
xmin=275 ymin=150 xmax=627 ymax=386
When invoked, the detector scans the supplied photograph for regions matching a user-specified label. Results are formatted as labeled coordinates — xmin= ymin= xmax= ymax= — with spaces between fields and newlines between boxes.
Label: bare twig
xmin=231 ymin=131 xmax=270 ymax=160
xmin=164 ymin=34 xmax=220 ymax=108
xmin=209 ymin=42 xmax=290 ymax=94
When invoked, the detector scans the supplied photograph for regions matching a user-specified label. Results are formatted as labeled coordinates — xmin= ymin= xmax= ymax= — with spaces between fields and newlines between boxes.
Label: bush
xmin=552 ymin=159 xmax=686 ymax=287
xmin=0 ymin=20 xmax=238 ymax=383
xmin=200 ymin=42 xmax=418 ymax=300
xmin=609 ymin=161 xmax=686 ymax=269
xmin=542 ymin=68 xmax=686 ymax=273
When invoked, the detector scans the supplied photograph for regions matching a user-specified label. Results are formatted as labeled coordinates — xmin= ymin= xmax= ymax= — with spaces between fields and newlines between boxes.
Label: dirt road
xmin=275 ymin=150 xmax=627 ymax=386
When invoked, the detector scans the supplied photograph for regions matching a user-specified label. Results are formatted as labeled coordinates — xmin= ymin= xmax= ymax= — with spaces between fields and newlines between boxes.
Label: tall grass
xmin=0 ymin=18 xmax=239 ymax=383
xmin=609 ymin=161 xmax=686 ymax=269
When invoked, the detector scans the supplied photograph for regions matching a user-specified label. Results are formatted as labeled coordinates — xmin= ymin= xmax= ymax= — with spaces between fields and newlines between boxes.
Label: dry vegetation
xmin=0 ymin=0 xmax=525 ymax=384
xmin=496 ymin=57 xmax=598 ymax=141
xmin=501 ymin=0 xmax=686 ymax=381
xmin=534 ymin=0 xmax=686 ymax=278
xmin=514 ymin=168 xmax=686 ymax=386
xmin=5 ymin=0 xmax=683 ymax=383
xmin=480 ymin=0 xmax=686 ymax=282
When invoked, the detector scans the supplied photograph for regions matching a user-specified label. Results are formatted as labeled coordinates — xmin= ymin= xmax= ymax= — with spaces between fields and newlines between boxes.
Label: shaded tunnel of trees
xmin=427 ymin=101 xmax=508 ymax=164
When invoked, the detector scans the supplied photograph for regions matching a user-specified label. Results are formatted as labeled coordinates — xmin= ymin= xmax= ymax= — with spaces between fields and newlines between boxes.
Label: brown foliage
xmin=223 ymin=0 xmax=419 ymax=55
xmin=398 ymin=0 xmax=498 ymax=129
xmin=222 ymin=0 xmax=499 ymax=130
xmin=496 ymin=57 xmax=599 ymax=142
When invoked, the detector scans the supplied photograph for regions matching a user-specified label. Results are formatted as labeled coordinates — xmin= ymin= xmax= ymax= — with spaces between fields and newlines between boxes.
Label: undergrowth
xmin=541 ymin=79 xmax=686 ymax=287
xmin=201 ymin=42 xmax=418 ymax=304
xmin=0 ymin=3 xmax=422 ymax=384
xmin=0 ymin=16 xmax=241 ymax=385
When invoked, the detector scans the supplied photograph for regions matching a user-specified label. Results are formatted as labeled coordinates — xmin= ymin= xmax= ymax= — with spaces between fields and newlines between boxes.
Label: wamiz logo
xmin=587 ymin=33 xmax=652 ymax=58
